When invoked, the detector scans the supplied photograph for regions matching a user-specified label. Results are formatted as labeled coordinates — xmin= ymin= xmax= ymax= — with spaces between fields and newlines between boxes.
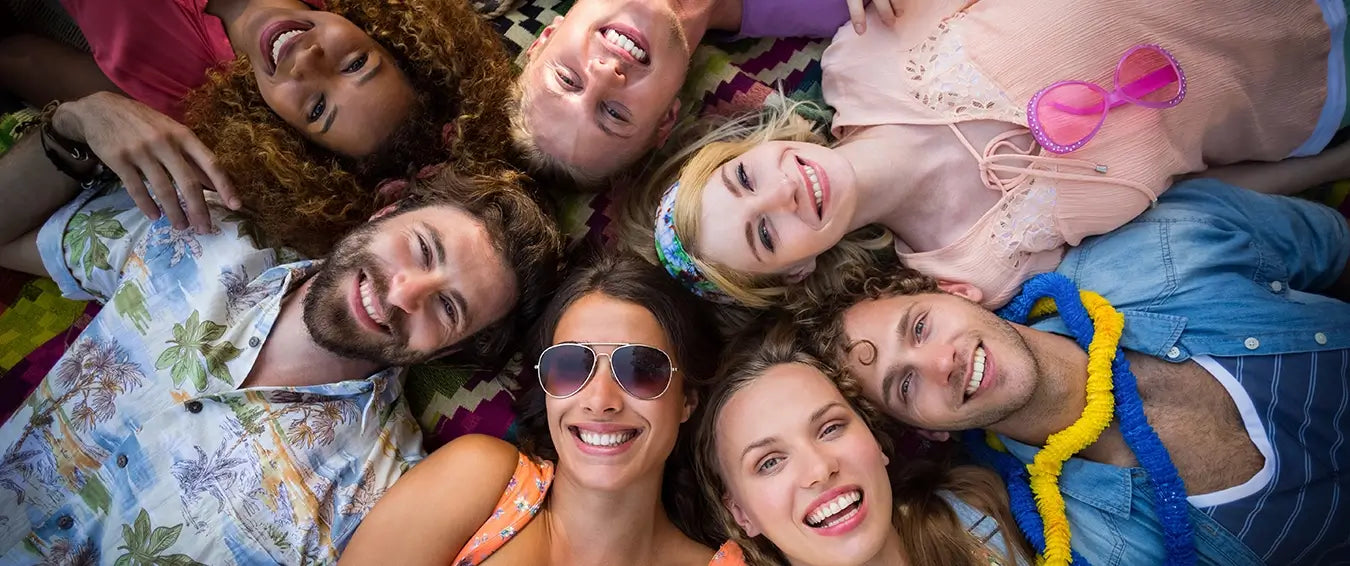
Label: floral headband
xmin=654 ymin=182 xmax=734 ymax=304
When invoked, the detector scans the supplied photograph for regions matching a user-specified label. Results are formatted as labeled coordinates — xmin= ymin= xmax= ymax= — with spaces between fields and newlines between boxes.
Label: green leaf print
xmin=64 ymin=207 xmax=127 ymax=279
xmin=113 ymin=281 xmax=152 ymax=335
xmin=155 ymin=311 xmax=242 ymax=391
xmin=115 ymin=509 xmax=206 ymax=566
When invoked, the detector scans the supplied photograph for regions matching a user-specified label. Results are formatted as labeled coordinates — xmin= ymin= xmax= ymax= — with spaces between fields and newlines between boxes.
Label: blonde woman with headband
xmin=691 ymin=317 xmax=1032 ymax=566
xmin=620 ymin=0 xmax=1350 ymax=309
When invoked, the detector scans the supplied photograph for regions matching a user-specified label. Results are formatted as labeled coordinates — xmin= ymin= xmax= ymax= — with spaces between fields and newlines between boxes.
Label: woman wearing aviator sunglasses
xmin=620 ymin=0 xmax=1350 ymax=309
xmin=341 ymin=254 xmax=747 ymax=565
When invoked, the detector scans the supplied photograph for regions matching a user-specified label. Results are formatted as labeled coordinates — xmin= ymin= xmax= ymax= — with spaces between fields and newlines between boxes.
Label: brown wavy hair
xmin=692 ymin=316 xmax=1032 ymax=566
xmin=183 ymin=0 xmax=515 ymax=257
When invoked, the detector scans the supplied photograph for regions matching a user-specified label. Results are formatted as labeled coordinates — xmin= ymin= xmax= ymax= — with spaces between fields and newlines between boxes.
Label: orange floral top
xmin=452 ymin=453 xmax=745 ymax=565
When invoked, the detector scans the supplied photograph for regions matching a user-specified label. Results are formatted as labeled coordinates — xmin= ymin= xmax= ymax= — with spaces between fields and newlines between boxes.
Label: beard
xmin=301 ymin=223 xmax=438 ymax=366
xmin=957 ymin=300 xmax=1043 ymax=430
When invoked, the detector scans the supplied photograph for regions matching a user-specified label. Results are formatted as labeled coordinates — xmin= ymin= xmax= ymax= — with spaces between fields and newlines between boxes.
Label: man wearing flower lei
xmin=807 ymin=177 xmax=1350 ymax=566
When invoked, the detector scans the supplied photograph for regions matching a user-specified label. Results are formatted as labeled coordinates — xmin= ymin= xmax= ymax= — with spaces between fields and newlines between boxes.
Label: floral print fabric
xmin=0 ymin=185 xmax=425 ymax=564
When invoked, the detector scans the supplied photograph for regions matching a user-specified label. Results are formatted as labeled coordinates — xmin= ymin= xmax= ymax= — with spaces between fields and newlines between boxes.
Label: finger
xmin=141 ymin=163 xmax=189 ymax=230
xmin=105 ymin=158 xmax=162 ymax=222
xmin=875 ymin=0 xmax=897 ymax=25
xmin=847 ymin=0 xmax=866 ymax=34
xmin=159 ymin=148 xmax=214 ymax=233
xmin=180 ymin=135 xmax=240 ymax=210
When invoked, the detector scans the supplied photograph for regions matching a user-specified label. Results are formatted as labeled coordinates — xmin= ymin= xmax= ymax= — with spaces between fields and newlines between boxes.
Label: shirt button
xmin=1269 ymin=281 xmax=1283 ymax=293
xmin=1167 ymin=347 xmax=1182 ymax=359
xmin=1316 ymin=332 xmax=1329 ymax=345
xmin=116 ymin=454 xmax=128 ymax=468
xmin=185 ymin=400 xmax=204 ymax=414
xmin=57 ymin=515 xmax=74 ymax=529
xmin=249 ymin=336 xmax=261 ymax=348
xmin=1244 ymin=337 xmax=1260 ymax=350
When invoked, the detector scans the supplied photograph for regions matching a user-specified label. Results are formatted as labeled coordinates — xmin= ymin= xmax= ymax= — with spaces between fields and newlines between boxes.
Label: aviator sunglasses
xmin=535 ymin=342 xmax=677 ymax=400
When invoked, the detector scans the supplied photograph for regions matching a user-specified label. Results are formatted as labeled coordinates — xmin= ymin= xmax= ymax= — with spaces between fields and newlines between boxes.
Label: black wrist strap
xmin=36 ymin=101 xmax=107 ymax=183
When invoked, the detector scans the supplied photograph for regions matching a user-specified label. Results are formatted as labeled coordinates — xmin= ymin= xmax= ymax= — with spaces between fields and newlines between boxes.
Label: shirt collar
xmin=997 ymin=434 xmax=1137 ymax=518
xmin=1030 ymin=308 xmax=1188 ymax=360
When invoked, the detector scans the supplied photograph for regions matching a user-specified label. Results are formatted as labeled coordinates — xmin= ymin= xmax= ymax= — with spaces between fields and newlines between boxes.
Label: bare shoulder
xmin=339 ymin=435 xmax=522 ymax=565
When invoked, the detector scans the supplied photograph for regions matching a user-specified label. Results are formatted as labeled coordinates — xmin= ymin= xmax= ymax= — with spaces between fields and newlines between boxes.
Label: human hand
xmin=53 ymin=92 xmax=240 ymax=232
xmin=846 ymin=0 xmax=902 ymax=34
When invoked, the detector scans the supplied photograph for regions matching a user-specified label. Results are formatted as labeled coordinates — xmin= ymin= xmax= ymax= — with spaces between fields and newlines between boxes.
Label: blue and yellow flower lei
xmin=967 ymin=273 xmax=1195 ymax=566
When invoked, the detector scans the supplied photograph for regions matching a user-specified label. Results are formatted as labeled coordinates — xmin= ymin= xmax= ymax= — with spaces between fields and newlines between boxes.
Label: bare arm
xmin=0 ymin=130 xmax=83 ymax=246
xmin=1199 ymin=142 xmax=1350 ymax=196
xmin=339 ymin=435 xmax=522 ymax=565
xmin=0 ymin=34 xmax=123 ymax=105
xmin=0 ymin=230 xmax=44 ymax=276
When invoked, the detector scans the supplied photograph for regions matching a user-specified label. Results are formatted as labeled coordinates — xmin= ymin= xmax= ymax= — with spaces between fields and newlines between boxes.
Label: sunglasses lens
xmin=1118 ymin=47 xmax=1181 ymax=105
xmin=611 ymin=345 xmax=673 ymax=400
xmin=538 ymin=345 xmax=595 ymax=397
xmin=1035 ymin=82 xmax=1107 ymax=150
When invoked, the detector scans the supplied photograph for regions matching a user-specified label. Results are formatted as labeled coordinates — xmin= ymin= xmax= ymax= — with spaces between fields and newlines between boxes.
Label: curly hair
xmin=691 ymin=315 xmax=1031 ymax=566
xmin=399 ymin=166 xmax=563 ymax=365
xmin=183 ymin=0 xmax=515 ymax=257
xmin=513 ymin=253 xmax=726 ymax=547
xmin=793 ymin=262 xmax=941 ymax=386
xmin=614 ymin=98 xmax=897 ymax=309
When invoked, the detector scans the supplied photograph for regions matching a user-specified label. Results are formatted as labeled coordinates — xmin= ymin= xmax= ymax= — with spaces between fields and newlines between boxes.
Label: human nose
xmin=797 ymin=443 xmax=839 ymax=489
xmin=291 ymin=42 xmax=326 ymax=77
xmin=587 ymin=56 xmax=627 ymax=87
xmin=386 ymin=270 xmax=439 ymax=314
xmin=578 ymin=352 xmax=623 ymax=414
xmin=916 ymin=342 xmax=957 ymax=385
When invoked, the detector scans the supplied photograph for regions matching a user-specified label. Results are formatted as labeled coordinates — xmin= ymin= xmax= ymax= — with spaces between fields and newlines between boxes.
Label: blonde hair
xmin=617 ymin=99 xmax=895 ymax=309
xmin=692 ymin=317 xmax=1033 ymax=566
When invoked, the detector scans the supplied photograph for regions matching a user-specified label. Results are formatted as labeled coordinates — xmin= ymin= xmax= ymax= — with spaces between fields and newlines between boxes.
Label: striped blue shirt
xmin=1197 ymin=352 xmax=1350 ymax=564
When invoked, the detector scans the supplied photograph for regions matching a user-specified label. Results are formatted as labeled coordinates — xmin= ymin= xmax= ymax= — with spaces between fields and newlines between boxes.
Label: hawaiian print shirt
xmin=0 ymin=186 xmax=425 ymax=565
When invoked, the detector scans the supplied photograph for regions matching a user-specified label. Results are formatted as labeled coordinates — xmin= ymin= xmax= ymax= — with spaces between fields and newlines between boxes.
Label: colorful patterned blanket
xmin=0 ymin=0 xmax=836 ymax=450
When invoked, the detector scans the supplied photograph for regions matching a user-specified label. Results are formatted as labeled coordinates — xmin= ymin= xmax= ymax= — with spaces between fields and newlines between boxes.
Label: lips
xmin=350 ymin=270 xmax=390 ymax=335
xmin=802 ymin=485 xmax=868 ymax=536
xmin=793 ymin=155 xmax=830 ymax=226
xmin=259 ymin=19 xmax=313 ymax=75
xmin=598 ymin=23 xmax=651 ymax=65
xmin=569 ymin=423 xmax=642 ymax=456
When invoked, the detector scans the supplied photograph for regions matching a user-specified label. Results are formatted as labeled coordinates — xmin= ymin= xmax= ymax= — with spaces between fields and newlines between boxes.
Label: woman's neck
xmin=545 ymin=468 xmax=684 ymax=565
xmin=834 ymin=128 xmax=942 ymax=239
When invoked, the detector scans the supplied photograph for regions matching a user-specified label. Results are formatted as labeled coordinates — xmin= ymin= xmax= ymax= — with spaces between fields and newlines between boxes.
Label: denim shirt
xmin=1032 ymin=178 xmax=1350 ymax=361
xmin=1009 ymin=179 xmax=1350 ymax=565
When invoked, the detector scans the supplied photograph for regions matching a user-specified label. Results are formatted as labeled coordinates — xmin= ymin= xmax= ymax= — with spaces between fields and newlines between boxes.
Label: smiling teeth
xmin=578 ymin=429 xmax=636 ymax=447
xmin=359 ymin=277 xmax=386 ymax=327
xmin=806 ymin=490 xmax=862 ymax=527
xmin=271 ymin=29 xmax=303 ymax=66
xmin=802 ymin=164 xmax=823 ymax=213
xmin=965 ymin=346 xmax=987 ymax=398
xmin=602 ymin=29 xmax=648 ymax=63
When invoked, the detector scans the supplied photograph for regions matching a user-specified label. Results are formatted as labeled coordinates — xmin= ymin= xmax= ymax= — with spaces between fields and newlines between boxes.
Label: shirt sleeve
xmin=36 ymin=184 xmax=158 ymax=303
xmin=738 ymin=0 xmax=852 ymax=38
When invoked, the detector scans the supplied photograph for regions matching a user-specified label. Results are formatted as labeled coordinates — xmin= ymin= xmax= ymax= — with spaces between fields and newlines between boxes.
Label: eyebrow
xmin=595 ymin=110 xmax=631 ymax=139
xmin=744 ymin=222 xmax=763 ymax=263
xmin=810 ymin=402 xmax=843 ymax=424
xmin=741 ymin=436 xmax=777 ymax=461
xmin=320 ymin=106 xmax=339 ymax=134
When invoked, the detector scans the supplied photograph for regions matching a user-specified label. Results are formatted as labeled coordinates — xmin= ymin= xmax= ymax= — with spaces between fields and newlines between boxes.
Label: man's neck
xmin=670 ymin=0 xmax=744 ymax=48
xmin=989 ymin=327 xmax=1092 ymax=447
xmin=242 ymin=278 xmax=383 ymax=389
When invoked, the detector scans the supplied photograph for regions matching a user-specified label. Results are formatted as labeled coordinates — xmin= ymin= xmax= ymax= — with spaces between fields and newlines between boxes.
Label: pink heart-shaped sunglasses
xmin=1027 ymin=44 xmax=1186 ymax=154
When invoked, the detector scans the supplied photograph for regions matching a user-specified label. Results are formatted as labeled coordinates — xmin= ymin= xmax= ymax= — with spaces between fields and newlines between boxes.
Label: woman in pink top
xmin=341 ymin=255 xmax=744 ymax=566
xmin=622 ymin=0 xmax=1350 ymax=308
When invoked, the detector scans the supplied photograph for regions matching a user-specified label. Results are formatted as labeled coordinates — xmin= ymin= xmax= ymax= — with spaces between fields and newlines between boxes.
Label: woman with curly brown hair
xmin=13 ymin=0 xmax=513 ymax=255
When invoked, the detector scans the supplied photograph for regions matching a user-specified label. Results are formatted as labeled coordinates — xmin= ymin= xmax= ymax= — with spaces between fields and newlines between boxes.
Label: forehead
xmin=717 ymin=363 xmax=842 ymax=443
xmin=554 ymin=293 xmax=671 ymax=349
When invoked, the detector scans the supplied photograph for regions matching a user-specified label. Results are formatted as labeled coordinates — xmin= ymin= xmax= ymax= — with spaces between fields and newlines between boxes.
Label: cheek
xmin=253 ymin=78 xmax=303 ymax=126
